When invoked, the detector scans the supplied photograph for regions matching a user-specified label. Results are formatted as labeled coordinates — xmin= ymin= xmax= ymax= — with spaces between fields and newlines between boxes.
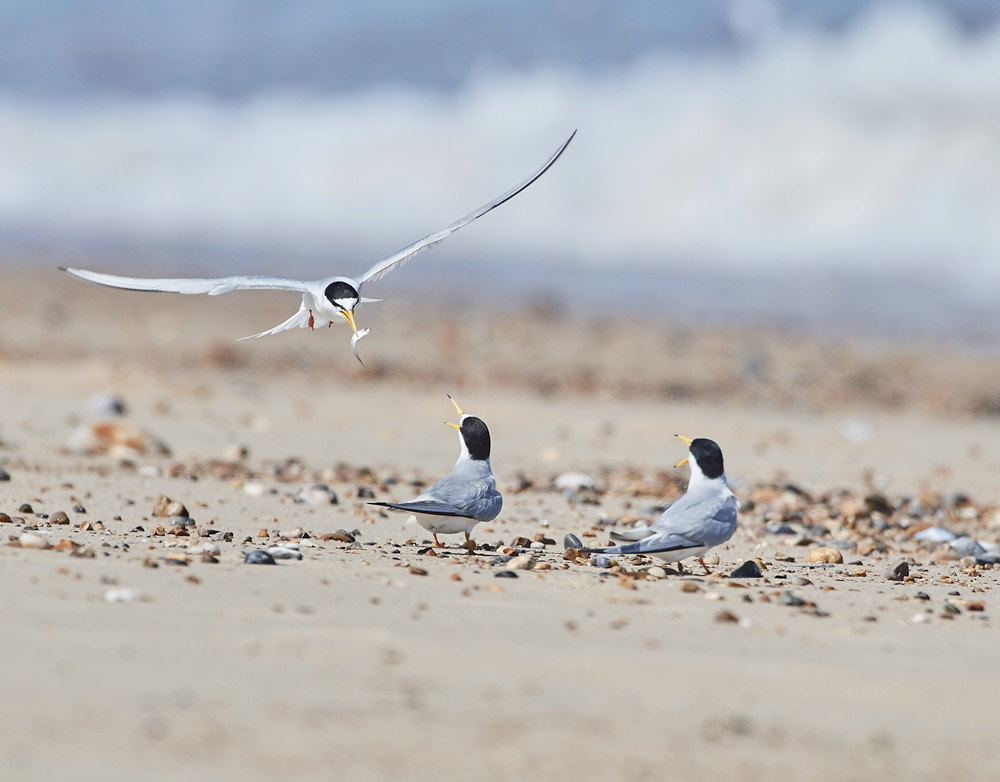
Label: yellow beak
xmin=674 ymin=435 xmax=691 ymax=467
xmin=445 ymin=396 xmax=463 ymax=431
xmin=340 ymin=309 xmax=359 ymax=334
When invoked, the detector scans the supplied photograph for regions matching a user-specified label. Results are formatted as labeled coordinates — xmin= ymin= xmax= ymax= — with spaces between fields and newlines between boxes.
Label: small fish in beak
xmin=350 ymin=328 xmax=371 ymax=367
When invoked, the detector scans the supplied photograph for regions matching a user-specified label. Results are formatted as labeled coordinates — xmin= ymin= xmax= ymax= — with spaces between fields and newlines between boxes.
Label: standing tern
xmin=60 ymin=131 xmax=576 ymax=365
xmin=595 ymin=436 xmax=738 ymax=574
xmin=369 ymin=397 xmax=501 ymax=554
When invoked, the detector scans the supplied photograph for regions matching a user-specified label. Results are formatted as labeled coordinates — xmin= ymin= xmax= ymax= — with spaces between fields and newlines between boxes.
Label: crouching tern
xmin=369 ymin=397 xmax=502 ymax=554
xmin=595 ymin=436 xmax=737 ymax=574
xmin=59 ymin=131 xmax=575 ymax=366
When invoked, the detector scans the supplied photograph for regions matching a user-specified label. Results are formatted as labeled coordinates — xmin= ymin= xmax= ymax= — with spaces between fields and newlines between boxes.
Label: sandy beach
xmin=3 ymin=269 xmax=1000 ymax=781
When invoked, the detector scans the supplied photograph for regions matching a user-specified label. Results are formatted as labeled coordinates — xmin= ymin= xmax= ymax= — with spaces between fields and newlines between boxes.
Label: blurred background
xmin=2 ymin=0 xmax=1000 ymax=343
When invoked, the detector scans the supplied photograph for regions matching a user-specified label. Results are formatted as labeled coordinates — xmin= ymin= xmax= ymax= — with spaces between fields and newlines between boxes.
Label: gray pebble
xmin=170 ymin=515 xmax=196 ymax=527
xmin=244 ymin=550 xmax=277 ymax=565
xmin=88 ymin=392 xmax=127 ymax=417
xmin=978 ymin=554 xmax=1000 ymax=565
xmin=779 ymin=592 xmax=806 ymax=607
xmin=0 ymin=468 xmax=9 ymax=482
xmin=268 ymin=546 xmax=303 ymax=560
xmin=951 ymin=536 xmax=986 ymax=559
xmin=590 ymin=554 xmax=612 ymax=568
xmin=729 ymin=561 xmax=762 ymax=578
xmin=492 ymin=555 xmax=513 ymax=566
xmin=885 ymin=562 xmax=909 ymax=581
xmin=494 ymin=570 xmax=518 ymax=579
xmin=563 ymin=533 xmax=583 ymax=550
xmin=73 ymin=504 xmax=86 ymax=513
xmin=828 ymin=539 xmax=856 ymax=551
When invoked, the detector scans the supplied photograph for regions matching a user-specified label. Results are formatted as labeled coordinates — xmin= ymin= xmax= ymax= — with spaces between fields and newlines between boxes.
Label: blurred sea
xmin=2 ymin=0 xmax=1000 ymax=341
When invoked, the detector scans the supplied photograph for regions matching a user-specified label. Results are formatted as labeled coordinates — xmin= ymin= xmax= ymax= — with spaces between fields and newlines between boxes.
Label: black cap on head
xmin=325 ymin=281 xmax=359 ymax=307
xmin=690 ymin=438 xmax=724 ymax=479
xmin=461 ymin=416 xmax=491 ymax=461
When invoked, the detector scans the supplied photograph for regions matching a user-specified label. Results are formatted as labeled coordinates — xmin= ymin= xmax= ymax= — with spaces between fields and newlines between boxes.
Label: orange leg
xmin=464 ymin=531 xmax=475 ymax=555
xmin=308 ymin=310 xmax=315 ymax=329
xmin=700 ymin=557 xmax=711 ymax=575
xmin=433 ymin=533 xmax=442 ymax=548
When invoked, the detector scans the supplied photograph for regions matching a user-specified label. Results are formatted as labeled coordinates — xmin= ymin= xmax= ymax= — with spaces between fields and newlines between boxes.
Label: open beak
xmin=675 ymin=434 xmax=692 ymax=467
xmin=445 ymin=395 xmax=463 ymax=431
xmin=340 ymin=309 xmax=359 ymax=334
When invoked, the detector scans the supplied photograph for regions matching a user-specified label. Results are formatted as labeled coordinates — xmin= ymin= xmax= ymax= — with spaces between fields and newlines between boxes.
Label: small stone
xmin=297 ymin=484 xmax=338 ymax=505
xmin=885 ymin=562 xmax=909 ymax=581
xmin=243 ymin=482 xmax=266 ymax=497
xmin=563 ymin=547 xmax=585 ymax=561
xmin=49 ymin=511 xmax=70 ymax=525
xmin=450 ymin=573 xmax=462 ymax=581
xmin=200 ymin=553 xmax=218 ymax=564
xmin=729 ymin=561 xmax=762 ymax=579
xmin=534 ymin=562 xmax=551 ymax=571
xmin=169 ymin=515 xmax=195 ymax=527
xmin=494 ymin=570 xmax=518 ymax=579
xmin=779 ymin=592 xmax=806 ymax=607
xmin=773 ymin=552 xmax=795 ymax=562
xmin=0 ymin=468 xmax=9 ymax=482
xmin=563 ymin=533 xmax=583 ymax=550
xmin=280 ymin=528 xmax=305 ymax=540
xmin=18 ymin=504 xmax=33 ymax=514
xmin=965 ymin=601 xmax=985 ymax=612
xmin=589 ymin=554 xmax=612 ymax=569
xmin=806 ymin=547 xmax=843 ymax=564
xmin=915 ymin=592 xmax=931 ymax=601
xmin=89 ymin=392 xmax=127 ymax=417
xmin=0 ymin=514 xmax=10 ymax=523
xmin=267 ymin=546 xmax=303 ymax=560
xmin=530 ymin=541 xmax=545 ymax=550
xmin=793 ymin=577 xmax=813 ymax=587
xmin=679 ymin=581 xmax=700 ymax=593
xmin=703 ymin=553 xmax=720 ymax=566
xmin=715 ymin=610 xmax=739 ymax=624
xmin=911 ymin=613 xmax=929 ymax=624
xmin=704 ymin=592 xmax=723 ymax=601
xmin=510 ymin=536 xmax=532 ymax=549
xmin=18 ymin=533 xmax=51 ymax=550
xmin=164 ymin=552 xmax=190 ymax=566
xmin=356 ymin=486 xmax=375 ymax=499
xmin=320 ymin=531 xmax=355 ymax=543
xmin=244 ymin=550 xmax=277 ymax=565
xmin=104 ymin=588 xmax=143 ymax=603
xmin=533 ymin=533 xmax=556 ymax=545
xmin=409 ymin=567 xmax=428 ymax=576
xmin=647 ymin=566 xmax=667 ymax=579
xmin=72 ymin=505 xmax=86 ymax=513
xmin=53 ymin=539 xmax=79 ymax=551
xmin=224 ymin=443 xmax=250 ymax=461
xmin=153 ymin=496 xmax=187 ymax=518
xmin=943 ymin=603 xmax=961 ymax=615
xmin=168 ymin=526 xmax=189 ymax=537
xmin=507 ymin=553 xmax=537 ymax=571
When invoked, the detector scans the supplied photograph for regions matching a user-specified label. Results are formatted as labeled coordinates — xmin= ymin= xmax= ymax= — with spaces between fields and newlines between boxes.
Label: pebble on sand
xmin=244 ymin=550 xmax=277 ymax=565
xmin=104 ymin=588 xmax=144 ymax=603
xmin=885 ymin=562 xmax=909 ymax=581
xmin=18 ymin=533 xmax=51 ymax=550
xmin=506 ymin=554 xmax=536 ymax=571
xmin=50 ymin=511 xmax=70 ymax=525
xmin=806 ymin=547 xmax=844 ymax=564
xmin=715 ymin=610 xmax=739 ymax=624
xmin=153 ymin=495 xmax=188 ymax=518
xmin=729 ymin=560 xmax=763 ymax=578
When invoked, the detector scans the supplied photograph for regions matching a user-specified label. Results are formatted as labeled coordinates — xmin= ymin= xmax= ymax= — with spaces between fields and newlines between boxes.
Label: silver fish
xmin=350 ymin=328 xmax=371 ymax=367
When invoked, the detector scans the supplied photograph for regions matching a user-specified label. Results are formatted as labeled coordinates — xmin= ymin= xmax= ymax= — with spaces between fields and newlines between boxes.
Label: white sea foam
xmin=1 ymin=4 xmax=999 ymax=287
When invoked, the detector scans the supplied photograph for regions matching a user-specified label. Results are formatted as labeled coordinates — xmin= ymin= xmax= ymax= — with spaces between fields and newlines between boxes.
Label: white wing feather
xmin=61 ymin=267 xmax=311 ymax=296
xmin=236 ymin=306 xmax=314 ymax=340
xmin=357 ymin=130 xmax=576 ymax=285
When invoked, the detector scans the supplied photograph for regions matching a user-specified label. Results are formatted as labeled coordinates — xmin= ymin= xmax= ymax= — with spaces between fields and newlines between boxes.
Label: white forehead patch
xmin=334 ymin=297 xmax=359 ymax=310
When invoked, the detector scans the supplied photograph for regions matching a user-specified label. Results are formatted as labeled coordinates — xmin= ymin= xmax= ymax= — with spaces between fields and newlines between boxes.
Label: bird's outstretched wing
xmin=369 ymin=500 xmax=472 ymax=518
xmin=61 ymin=267 xmax=312 ymax=296
xmin=237 ymin=306 xmax=315 ymax=340
xmin=357 ymin=131 xmax=576 ymax=285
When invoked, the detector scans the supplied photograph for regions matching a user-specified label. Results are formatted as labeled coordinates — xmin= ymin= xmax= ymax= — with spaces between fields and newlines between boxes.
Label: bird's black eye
xmin=690 ymin=438 xmax=724 ymax=479
xmin=460 ymin=417 xmax=491 ymax=461
xmin=325 ymin=281 xmax=359 ymax=307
